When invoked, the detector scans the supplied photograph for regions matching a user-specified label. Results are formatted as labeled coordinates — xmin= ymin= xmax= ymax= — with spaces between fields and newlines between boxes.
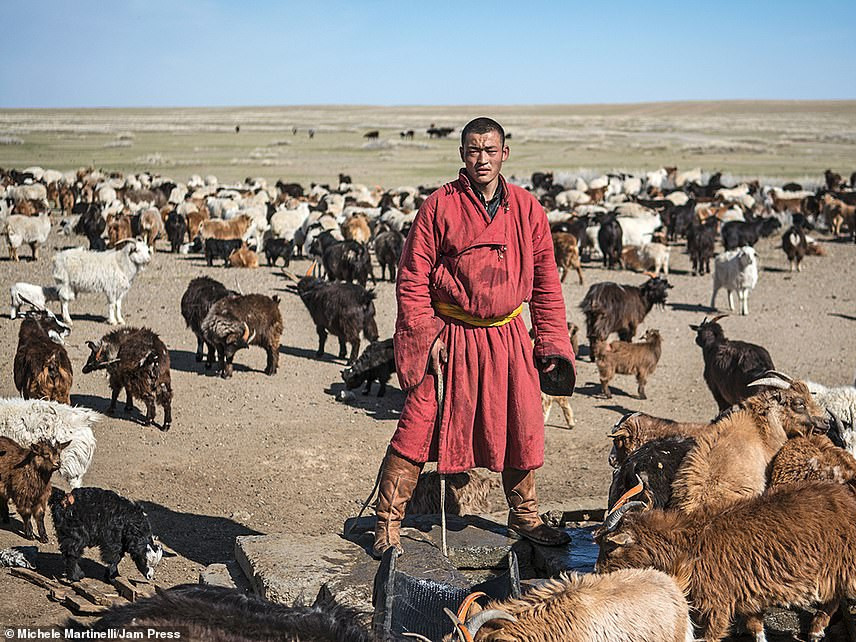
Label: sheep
xmin=4 ymin=212 xmax=51 ymax=261
xmin=201 ymin=293 xmax=283 ymax=379
xmin=374 ymin=228 xmax=405 ymax=282
xmin=595 ymin=328 xmax=662 ymax=400
xmin=83 ymin=327 xmax=173 ymax=430
xmin=0 ymin=437 xmax=69 ymax=542
xmin=292 ymin=275 xmax=379 ymax=364
xmin=65 ymin=584 xmax=374 ymax=642
xmin=446 ymin=568 xmax=693 ymax=642
xmin=551 ymin=232 xmax=583 ymax=284
xmin=596 ymin=479 xmax=856 ymax=642
xmin=580 ymin=276 xmax=671 ymax=361
xmin=14 ymin=306 xmax=73 ymax=404
xmin=805 ymin=380 xmax=856 ymax=455
xmin=690 ymin=315 xmax=775 ymax=411
xmin=0 ymin=398 xmax=98 ymax=489
xmin=769 ymin=433 xmax=856 ymax=487
xmin=269 ymin=202 xmax=310 ymax=240
xmin=408 ymin=470 xmax=498 ymax=516
xmin=180 ymin=277 xmax=236 ymax=364
xmin=608 ymin=436 xmax=696 ymax=510
xmin=608 ymin=411 xmax=711 ymax=468
xmin=539 ymin=323 xmax=580 ymax=429
xmin=615 ymin=212 xmax=661 ymax=247
xmin=10 ymin=282 xmax=60 ymax=319
xmin=670 ymin=373 xmax=828 ymax=513
xmin=710 ymin=245 xmax=758 ymax=316
xmin=341 ymin=338 xmax=395 ymax=397
xmin=53 ymin=238 xmax=151 ymax=326
xmin=49 ymin=487 xmax=162 ymax=582
xmin=620 ymin=242 xmax=670 ymax=276
xmin=227 ymin=244 xmax=259 ymax=268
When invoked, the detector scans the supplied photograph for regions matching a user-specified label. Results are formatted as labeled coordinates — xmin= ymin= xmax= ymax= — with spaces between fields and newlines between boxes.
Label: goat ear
xmin=608 ymin=428 xmax=629 ymax=439
xmin=689 ymin=324 xmax=699 ymax=331
xmin=606 ymin=532 xmax=634 ymax=546
xmin=86 ymin=340 xmax=98 ymax=352
xmin=58 ymin=440 xmax=72 ymax=451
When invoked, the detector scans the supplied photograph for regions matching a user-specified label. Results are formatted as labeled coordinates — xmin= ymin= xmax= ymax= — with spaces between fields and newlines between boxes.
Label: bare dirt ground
xmin=0 ymin=218 xmax=854 ymax=633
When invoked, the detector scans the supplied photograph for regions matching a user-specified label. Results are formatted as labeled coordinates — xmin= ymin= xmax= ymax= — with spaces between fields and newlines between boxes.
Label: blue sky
xmin=2 ymin=0 xmax=854 ymax=107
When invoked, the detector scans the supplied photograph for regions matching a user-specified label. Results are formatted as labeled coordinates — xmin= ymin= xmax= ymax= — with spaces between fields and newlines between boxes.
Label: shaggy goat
xmin=4 ymin=212 xmax=51 ymax=261
xmin=721 ymin=217 xmax=781 ymax=251
xmin=49 ymin=487 xmax=162 ymax=582
xmin=0 ymin=437 xmax=69 ymax=542
xmin=580 ymin=276 xmax=671 ymax=361
xmin=769 ymin=433 xmax=856 ymax=487
xmin=595 ymin=328 xmax=662 ymax=399
xmin=14 ymin=306 xmax=73 ymax=404
xmin=262 ymin=237 xmax=294 ymax=267
xmin=374 ymin=228 xmax=404 ymax=282
xmin=608 ymin=436 xmax=696 ymax=510
xmin=164 ymin=210 xmax=187 ymax=253
xmin=408 ymin=470 xmax=498 ymax=516
xmin=608 ymin=411 xmax=710 ymax=468
xmin=446 ymin=568 xmax=693 ymax=642
xmin=691 ymin=315 xmax=775 ymax=411
xmin=72 ymin=203 xmax=107 ymax=250
xmin=83 ymin=327 xmax=173 ymax=430
xmin=596 ymin=480 xmax=856 ymax=642
xmin=323 ymin=240 xmax=374 ymax=286
xmin=710 ymin=245 xmax=758 ymax=316
xmin=52 ymin=238 xmax=151 ymax=325
xmin=686 ymin=215 xmax=718 ymax=276
xmin=342 ymin=338 xmax=395 ymax=397
xmin=180 ymin=276 xmax=235 ymax=364
xmin=597 ymin=213 xmax=623 ymax=269
xmin=10 ymin=282 xmax=60 ymax=319
xmin=201 ymin=293 xmax=283 ymax=378
xmin=552 ymin=232 xmax=584 ymax=285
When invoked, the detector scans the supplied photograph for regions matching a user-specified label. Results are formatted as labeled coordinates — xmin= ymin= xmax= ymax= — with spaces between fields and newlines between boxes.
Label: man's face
xmin=459 ymin=130 xmax=509 ymax=187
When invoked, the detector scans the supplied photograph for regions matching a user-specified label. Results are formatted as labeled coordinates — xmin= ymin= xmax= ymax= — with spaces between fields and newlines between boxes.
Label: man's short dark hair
xmin=461 ymin=117 xmax=505 ymax=147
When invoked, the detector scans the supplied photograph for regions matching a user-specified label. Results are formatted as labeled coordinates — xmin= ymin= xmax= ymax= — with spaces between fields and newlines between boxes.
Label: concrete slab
xmin=199 ymin=561 xmax=250 ymax=591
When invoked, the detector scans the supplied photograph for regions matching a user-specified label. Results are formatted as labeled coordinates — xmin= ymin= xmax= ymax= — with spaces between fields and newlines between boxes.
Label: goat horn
xmin=305 ymin=261 xmax=317 ymax=277
xmin=281 ymin=268 xmax=299 ymax=282
xmin=710 ymin=314 xmax=729 ymax=323
xmin=599 ymin=500 xmax=647 ymax=534
xmin=826 ymin=409 xmax=847 ymax=449
xmin=747 ymin=377 xmax=790 ymax=389
xmin=606 ymin=475 xmax=645 ymax=517
xmin=242 ymin=323 xmax=250 ymax=343
xmin=611 ymin=411 xmax=640 ymax=431
xmin=763 ymin=369 xmax=794 ymax=383
xmin=456 ymin=591 xmax=487 ymax=622
xmin=17 ymin=294 xmax=44 ymax=311
xmin=234 ymin=276 xmax=243 ymax=296
xmin=463 ymin=609 xmax=518 ymax=638
xmin=443 ymin=608 xmax=474 ymax=642
xmin=401 ymin=635 xmax=432 ymax=641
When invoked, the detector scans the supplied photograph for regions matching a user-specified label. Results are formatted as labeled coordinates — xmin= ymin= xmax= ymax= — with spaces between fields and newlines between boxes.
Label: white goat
xmin=711 ymin=245 xmax=758 ymax=315
xmin=5 ymin=213 xmax=51 ymax=261
xmin=52 ymin=239 xmax=151 ymax=325
xmin=0 ymin=398 xmax=99 ymax=489
xmin=10 ymin=282 xmax=60 ymax=319
xmin=270 ymin=203 xmax=310 ymax=240
xmin=806 ymin=381 xmax=856 ymax=456
xmin=617 ymin=213 xmax=661 ymax=247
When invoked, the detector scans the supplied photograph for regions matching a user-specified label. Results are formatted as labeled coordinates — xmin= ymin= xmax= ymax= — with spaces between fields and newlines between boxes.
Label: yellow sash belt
xmin=433 ymin=302 xmax=523 ymax=328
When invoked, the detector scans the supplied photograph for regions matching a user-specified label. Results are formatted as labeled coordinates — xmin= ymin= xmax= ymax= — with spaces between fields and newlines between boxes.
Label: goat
xmin=806 ymin=380 xmax=856 ymax=455
xmin=228 ymin=244 xmax=259 ymax=268
xmin=608 ymin=411 xmax=710 ymax=468
xmin=580 ymin=276 xmax=671 ymax=361
xmin=597 ymin=214 xmax=623 ymax=269
xmin=201 ymin=293 xmax=283 ymax=378
xmin=4 ymin=212 xmax=50 ymax=261
xmin=769 ymin=433 xmax=856 ymax=487
xmin=821 ymin=193 xmax=856 ymax=241
xmin=686 ymin=216 xmax=717 ymax=276
xmin=83 ymin=327 xmax=173 ymax=430
xmin=139 ymin=206 xmax=164 ymax=250
xmin=164 ymin=210 xmax=187 ymax=253
xmin=323 ymin=240 xmax=373 ymax=286
xmin=551 ymin=232 xmax=583 ymax=284
xmin=620 ymin=242 xmax=670 ymax=276
xmin=608 ymin=436 xmax=696 ymax=510
xmin=204 ymin=237 xmax=242 ymax=267
xmin=721 ymin=217 xmax=781 ymax=251
xmin=446 ymin=568 xmax=693 ymax=642
xmin=408 ymin=470 xmax=498 ymax=516
xmin=0 ymin=437 xmax=69 ymax=542
xmin=14 ymin=305 xmax=73 ymax=404
xmin=595 ymin=328 xmax=661 ymax=399
xmin=106 ymin=214 xmax=132 ymax=248
xmin=341 ymin=338 xmax=395 ymax=397
xmin=596 ymin=479 xmax=856 ymax=642
xmin=10 ymin=282 xmax=60 ymax=320
xmin=72 ymin=203 xmax=107 ymax=250
xmin=690 ymin=315 xmax=774 ymax=411
xmin=49 ymin=487 xmax=162 ymax=582
xmin=180 ymin=277 xmax=236 ymax=364
xmin=710 ymin=245 xmax=758 ymax=315
xmin=341 ymin=213 xmax=371 ymax=244
xmin=782 ymin=220 xmax=809 ymax=272
xmin=52 ymin=238 xmax=151 ymax=325
xmin=198 ymin=213 xmax=252 ymax=241
xmin=262 ymin=237 xmax=294 ymax=267
xmin=374 ymin=228 xmax=404 ymax=282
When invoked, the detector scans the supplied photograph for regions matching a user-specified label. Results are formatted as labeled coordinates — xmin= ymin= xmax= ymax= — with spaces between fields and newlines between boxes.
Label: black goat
xmin=295 ymin=276 xmax=378 ymax=364
xmin=782 ymin=219 xmax=810 ymax=272
xmin=342 ymin=338 xmax=395 ymax=397
xmin=204 ymin=238 xmax=242 ymax=267
xmin=322 ymin=240 xmax=373 ymax=286
xmin=49 ymin=487 xmax=162 ymax=582
xmin=72 ymin=203 xmax=106 ymax=250
xmin=607 ymin=436 xmax=696 ymax=511
xmin=263 ymin=237 xmax=294 ymax=267
xmin=580 ymin=277 xmax=671 ymax=361
xmin=721 ymin=217 xmax=781 ymax=251
xmin=83 ymin=327 xmax=173 ymax=430
xmin=690 ymin=315 xmax=775 ymax=411
xmin=551 ymin=215 xmax=593 ymax=259
xmin=597 ymin=214 xmax=623 ymax=269
xmin=180 ymin=277 xmax=235 ymax=364
xmin=276 ymin=180 xmax=304 ymax=198
xmin=14 ymin=305 xmax=73 ymax=404
xmin=164 ymin=211 xmax=187 ymax=253
xmin=665 ymin=198 xmax=696 ymax=241
xmin=686 ymin=216 xmax=717 ymax=276
xmin=374 ymin=229 xmax=404 ymax=282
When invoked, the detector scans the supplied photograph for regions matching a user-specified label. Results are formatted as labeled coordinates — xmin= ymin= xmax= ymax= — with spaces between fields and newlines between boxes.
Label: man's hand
xmin=430 ymin=338 xmax=448 ymax=375
xmin=539 ymin=357 xmax=559 ymax=374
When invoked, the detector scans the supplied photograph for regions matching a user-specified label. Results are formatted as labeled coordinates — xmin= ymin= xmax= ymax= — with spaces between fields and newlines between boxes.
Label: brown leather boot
xmin=372 ymin=449 xmax=422 ymax=559
xmin=502 ymin=468 xmax=571 ymax=546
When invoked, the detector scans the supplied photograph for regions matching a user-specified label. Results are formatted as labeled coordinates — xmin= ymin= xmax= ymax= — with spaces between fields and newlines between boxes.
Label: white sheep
xmin=10 ymin=282 xmax=60 ymax=319
xmin=711 ymin=245 xmax=758 ymax=315
xmin=806 ymin=381 xmax=856 ymax=456
xmin=52 ymin=238 xmax=151 ymax=325
xmin=0 ymin=398 xmax=98 ymax=489
xmin=4 ymin=212 xmax=51 ymax=261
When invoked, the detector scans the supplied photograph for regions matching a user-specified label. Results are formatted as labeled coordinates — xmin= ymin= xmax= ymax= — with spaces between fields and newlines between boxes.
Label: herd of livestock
xmin=1 ymin=161 xmax=856 ymax=640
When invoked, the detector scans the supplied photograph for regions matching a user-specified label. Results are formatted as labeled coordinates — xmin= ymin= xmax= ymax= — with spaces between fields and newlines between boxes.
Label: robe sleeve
xmin=528 ymin=200 xmax=576 ymax=375
xmin=394 ymin=195 xmax=446 ymax=391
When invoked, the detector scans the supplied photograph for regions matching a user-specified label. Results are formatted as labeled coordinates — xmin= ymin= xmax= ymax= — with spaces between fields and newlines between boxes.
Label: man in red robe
xmin=373 ymin=117 xmax=576 ymax=558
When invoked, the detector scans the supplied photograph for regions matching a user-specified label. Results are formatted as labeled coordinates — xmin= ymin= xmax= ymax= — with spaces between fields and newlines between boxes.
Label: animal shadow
xmin=668 ymin=302 xmax=714 ymax=313
xmin=596 ymin=403 xmax=638 ymax=418
xmin=70 ymin=394 xmax=166 ymax=429
xmin=828 ymin=313 xmax=856 ymax=322
xmin=280 ymin=344 xmax=346 ymax=363
xmin=325 ymin=382 xmax=403 ymax=421
xmin=762 ymin=266 xmax=789 ymax=273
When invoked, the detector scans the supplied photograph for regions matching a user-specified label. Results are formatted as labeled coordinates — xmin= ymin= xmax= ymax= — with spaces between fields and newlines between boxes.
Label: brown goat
xmin=551 ymin=232 xmax=583 ymax=285
xmin=228 ymin=244 xmax=259 ymax=268
xmin=769 ymin=191 xmax=804 ymax=213
xmin=597 ymin=480 xmax=856 ymax=642
xmin=769 ymin=433 xmax=856 ymax=487
xmin=198 ymin=213 xmax=251 ymax=241
xmin=107 ymin=214 xmax=132 ymax=247
xmin=341 ymin=214 xmax=371 ymax=244
xmin=608 ymin=412 xmax=710 ymax=468
xmin=670 ymin=378 xmax=828 ymax=513
xmin=407 ymin=470 xmax=499 ymax=516
xmin=13 ymin=308 xmax=73 ymax=404
xmin=139 ymin=207 xmax=164 ymax=250
xmin=0 ymin=437 xmax=69 ymax=542
xmin=596 ymin=328 xmax=661 ymax=399
xmin=822 ymin=193 xmax=856 ymax=238
xmin=186 ymin=207 xmax=209 ymax=242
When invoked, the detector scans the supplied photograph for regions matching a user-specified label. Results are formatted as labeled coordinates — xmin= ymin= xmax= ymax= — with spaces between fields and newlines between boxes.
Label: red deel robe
xmin=391 ymin=169 xmax=575 ymax=474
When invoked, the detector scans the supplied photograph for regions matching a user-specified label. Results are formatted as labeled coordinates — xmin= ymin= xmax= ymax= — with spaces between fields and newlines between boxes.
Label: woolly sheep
xmin=5 ymin=213 xmax=51 ymax=261
xmin=710 ymin=246 xmax=758 ymax=316
xmin=0 ymin=398 xmax=98 ymax=489
xmin=10 ymin=282 xmax=60 ymax=319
